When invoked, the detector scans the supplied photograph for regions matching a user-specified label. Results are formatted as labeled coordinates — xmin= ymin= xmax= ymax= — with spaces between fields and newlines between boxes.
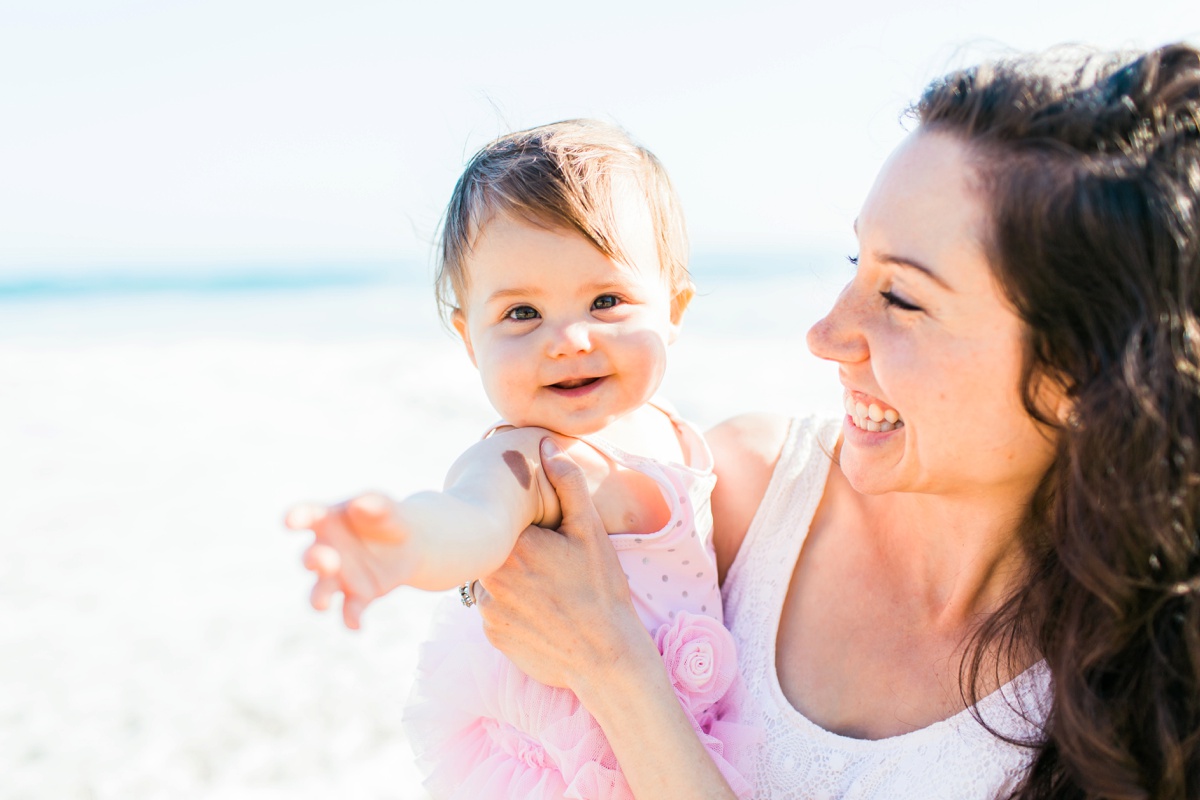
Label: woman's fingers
xmin=476 ymin=455 xmax=637 ymax=689
xmin=539 ymin=438 xmax=605 ymax=538
xmin=477 ymin=529 xmax=541 ymax=613
xmin=539 ymin=438 xmax=626 ymax=587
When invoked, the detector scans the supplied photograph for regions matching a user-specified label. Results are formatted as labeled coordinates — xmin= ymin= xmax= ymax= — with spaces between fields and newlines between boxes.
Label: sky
xmin=1 ymin=0 xmax=1197 ymax=277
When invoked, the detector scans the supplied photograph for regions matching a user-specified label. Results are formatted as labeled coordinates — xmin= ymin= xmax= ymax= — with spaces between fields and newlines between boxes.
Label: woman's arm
xmin=477 ymin=439 xmax=738 ymax=800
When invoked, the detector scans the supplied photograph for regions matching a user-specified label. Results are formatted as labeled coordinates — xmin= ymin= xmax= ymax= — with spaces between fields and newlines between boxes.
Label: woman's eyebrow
xmin=874 ymin=253 xmax=952 ymax=291
xmin=852 ymin=218 xmax=952 ymax=290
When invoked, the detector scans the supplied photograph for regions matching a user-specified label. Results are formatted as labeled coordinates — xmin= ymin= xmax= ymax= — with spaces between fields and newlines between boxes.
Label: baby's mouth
xmin=549 ymin=377 xmax=602 ymax=390
xmin=843 ymin=395 xmax=904 ymax=432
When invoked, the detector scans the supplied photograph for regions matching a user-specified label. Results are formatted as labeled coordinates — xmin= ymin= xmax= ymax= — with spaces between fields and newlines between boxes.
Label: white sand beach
xmin=1 ymin=267 xmax=843 ymax=799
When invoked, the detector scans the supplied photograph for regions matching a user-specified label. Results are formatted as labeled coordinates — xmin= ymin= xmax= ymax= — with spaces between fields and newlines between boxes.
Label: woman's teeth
xmin=843 ymin=396 xmax=904 ymax=432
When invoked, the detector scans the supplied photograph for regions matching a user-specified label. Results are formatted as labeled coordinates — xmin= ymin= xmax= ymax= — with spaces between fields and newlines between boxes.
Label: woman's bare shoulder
xmin=706 ymin=413 xmax=792 ymax=581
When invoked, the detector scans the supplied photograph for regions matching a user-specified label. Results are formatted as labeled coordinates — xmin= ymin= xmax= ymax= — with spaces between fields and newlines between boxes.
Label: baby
xmin=288 ymin=119 xmax=756 ymax=799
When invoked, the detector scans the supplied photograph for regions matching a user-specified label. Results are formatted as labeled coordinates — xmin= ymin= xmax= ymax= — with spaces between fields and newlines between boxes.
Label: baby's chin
xmin=498 ymin=410 xmax=627 ymax=439
xmin=503 ymin=419 xmax=611 ymax=438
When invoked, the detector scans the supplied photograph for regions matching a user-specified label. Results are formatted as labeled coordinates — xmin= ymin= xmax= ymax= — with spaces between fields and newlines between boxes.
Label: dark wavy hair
xmin=915 ymin=44 xmax=1200 ymax=799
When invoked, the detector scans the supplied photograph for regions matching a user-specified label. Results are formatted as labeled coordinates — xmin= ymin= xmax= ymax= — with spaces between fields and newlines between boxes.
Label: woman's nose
xmin=547 ymin=320 xmax=593 ymax=357
xmin=806 ymin=283 xmax=869 ymax=364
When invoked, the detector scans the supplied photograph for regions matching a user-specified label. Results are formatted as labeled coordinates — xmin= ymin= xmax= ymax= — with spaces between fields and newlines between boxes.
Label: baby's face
xmin=453 ymin=210 xmax=682 ymax=436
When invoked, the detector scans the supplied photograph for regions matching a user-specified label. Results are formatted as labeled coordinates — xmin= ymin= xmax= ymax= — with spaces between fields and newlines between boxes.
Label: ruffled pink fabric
xmin=404 ymin=602 xmax=759 ymax=799
xmin=653 ymin=612 xmax=759 ymax=797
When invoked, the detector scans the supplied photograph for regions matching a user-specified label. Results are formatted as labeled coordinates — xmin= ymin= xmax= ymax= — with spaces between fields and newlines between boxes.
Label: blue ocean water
xmin=0 ymin=252 xmax=850 ymax=344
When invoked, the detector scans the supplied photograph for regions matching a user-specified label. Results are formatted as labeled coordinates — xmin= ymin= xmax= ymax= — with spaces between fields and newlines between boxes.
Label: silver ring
xmin=458 ymin=580 xmax=477 ymax=608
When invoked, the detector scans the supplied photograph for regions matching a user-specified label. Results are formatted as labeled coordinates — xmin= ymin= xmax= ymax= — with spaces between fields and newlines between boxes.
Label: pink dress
xmin=402 ymin=408 xmax=759 ymax=799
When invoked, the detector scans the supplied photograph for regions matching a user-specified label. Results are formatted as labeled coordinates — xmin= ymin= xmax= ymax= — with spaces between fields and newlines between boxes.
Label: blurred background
xmin=2 ymin=2 xmax=1196 ymax=798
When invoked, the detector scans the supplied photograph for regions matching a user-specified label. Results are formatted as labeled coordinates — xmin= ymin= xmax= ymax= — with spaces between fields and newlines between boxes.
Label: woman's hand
xmin=476 ymin=438 xmax=657 ymax=696
xmin=477 ymin=438 xmax=739 ymax=799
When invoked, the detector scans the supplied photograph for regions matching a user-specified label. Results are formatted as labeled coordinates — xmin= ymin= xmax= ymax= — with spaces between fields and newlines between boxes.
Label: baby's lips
xmin=547 ymin=375 xmax=601 ymax=389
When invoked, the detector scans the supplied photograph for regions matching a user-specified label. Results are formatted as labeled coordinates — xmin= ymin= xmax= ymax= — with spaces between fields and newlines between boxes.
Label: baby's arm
xmin=286 ymin=427 xmax=566 ymax=626
xmin=401 ymin=426 xmax=565 ymax=588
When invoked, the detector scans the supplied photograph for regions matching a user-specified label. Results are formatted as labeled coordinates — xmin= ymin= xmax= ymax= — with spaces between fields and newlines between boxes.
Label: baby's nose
xmin=548 ymin=321 xmax=593 ymax=356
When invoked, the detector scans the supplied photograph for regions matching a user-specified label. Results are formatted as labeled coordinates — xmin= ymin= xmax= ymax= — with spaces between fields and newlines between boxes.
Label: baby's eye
xmin=506 ymin=305 xmax=539 ymax=321
xmin=846 ymin=254 xmax=860 ymax=268
xmin=592 ymin=294 xmax=621 ymax=310
xmin=880 ymin=290 xmax=922 ymax=312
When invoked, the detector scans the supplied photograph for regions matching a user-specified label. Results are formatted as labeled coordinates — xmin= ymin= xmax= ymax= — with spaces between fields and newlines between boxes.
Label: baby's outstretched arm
xmin=286 ymin=428 xmax=566 ymax=628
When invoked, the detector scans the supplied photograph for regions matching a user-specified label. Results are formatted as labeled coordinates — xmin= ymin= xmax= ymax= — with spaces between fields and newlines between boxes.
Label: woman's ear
xmin=1056 ymin=395 xmax=1081 ymax=431
xmin=451 ymin=309 xmax=477 ymax=366
xmin=668 ymin=282 xmax=695 ymax=343
xmin=1039 ymin=371 xmax=1078 ymax=430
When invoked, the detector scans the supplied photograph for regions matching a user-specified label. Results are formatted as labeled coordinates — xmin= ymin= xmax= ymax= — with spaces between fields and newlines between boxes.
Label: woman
xmin=474 ymin=44 xmax=1200 ymax=799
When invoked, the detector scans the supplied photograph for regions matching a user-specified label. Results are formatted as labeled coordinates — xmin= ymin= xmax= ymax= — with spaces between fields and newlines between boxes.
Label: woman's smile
xmin=842 ymin=392 xmax=903 ymax=432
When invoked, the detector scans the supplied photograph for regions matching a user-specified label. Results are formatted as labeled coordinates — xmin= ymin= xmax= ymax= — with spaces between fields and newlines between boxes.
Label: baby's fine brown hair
xmin=435 ymin=119 xmax=690 ymax=324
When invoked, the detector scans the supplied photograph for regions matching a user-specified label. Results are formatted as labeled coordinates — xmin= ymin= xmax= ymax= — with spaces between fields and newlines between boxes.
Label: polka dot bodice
xmin=404 ymin=406 xmax=755 ymax=799
xmin=573 ymin=411 xmax=724 ymax=630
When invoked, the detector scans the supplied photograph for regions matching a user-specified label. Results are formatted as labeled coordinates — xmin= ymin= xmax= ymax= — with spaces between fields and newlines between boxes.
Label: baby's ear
xmin=668 ymin=282 xmax=695 ymax=341
xmin=451 ymin=309 xmax=477 ymax=366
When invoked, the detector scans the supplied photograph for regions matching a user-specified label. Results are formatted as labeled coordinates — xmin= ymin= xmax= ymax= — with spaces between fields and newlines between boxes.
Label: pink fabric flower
xmin=653 ymin=611 xmax=738 ymax=712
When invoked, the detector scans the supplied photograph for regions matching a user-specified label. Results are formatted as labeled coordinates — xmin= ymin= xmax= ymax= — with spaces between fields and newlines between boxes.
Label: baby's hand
xmin=284 ymin=493 xmax=414 ymax=629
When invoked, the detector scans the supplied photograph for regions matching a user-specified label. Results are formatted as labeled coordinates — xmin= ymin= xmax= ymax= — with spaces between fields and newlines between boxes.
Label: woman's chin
xmin=838 ymin=420 xmax=908 ymax=495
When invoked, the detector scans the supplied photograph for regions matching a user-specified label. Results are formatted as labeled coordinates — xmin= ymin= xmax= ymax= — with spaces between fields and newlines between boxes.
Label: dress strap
xmin=480 ymin=421 xmax=513 ymax=440
xmin=573 ymin=400 xmax=710 ymax=475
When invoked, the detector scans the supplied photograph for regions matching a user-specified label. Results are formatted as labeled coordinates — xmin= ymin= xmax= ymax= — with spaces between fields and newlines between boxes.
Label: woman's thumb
xmin=540 ymin=438 xmax=604 ymax=537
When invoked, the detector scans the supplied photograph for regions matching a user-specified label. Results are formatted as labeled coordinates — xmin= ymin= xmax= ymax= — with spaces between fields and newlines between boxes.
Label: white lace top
xmin=722 ymin=416 xmax=1051 ymax=800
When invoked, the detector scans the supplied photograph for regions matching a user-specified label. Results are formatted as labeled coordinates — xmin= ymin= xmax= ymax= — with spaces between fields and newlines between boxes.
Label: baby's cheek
xmin=627 ymin=331 xmax=670 ymax=377
xmin=495 ymin=370 xmax=540 ymax=419
xmin=477 ymin=371 xmax=513 ymax=415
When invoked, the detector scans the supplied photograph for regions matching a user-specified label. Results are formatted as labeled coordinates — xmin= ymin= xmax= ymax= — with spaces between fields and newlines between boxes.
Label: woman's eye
xmin=592 ymin=294 xmax=621 ymax=310
xmin=880 ymin=290 xmax=922 ymax=312
xmin=506 ymin=305 xmax=539 ymax=321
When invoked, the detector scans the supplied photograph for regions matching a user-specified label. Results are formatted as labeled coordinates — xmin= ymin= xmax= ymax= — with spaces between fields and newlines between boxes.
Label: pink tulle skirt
xmin=403 ymin=598 xmax=759 ymax=799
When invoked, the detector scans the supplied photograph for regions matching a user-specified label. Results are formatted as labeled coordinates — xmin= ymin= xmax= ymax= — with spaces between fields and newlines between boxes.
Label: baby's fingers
xmin=310 ymin=574 xmax=339 ymax=611
xmin=303 ymin=542 xmax=342 ymax=576
xmin=285 ymin=503 xmax=329 ymax=531
xmin=343 ymin=595 xmax=369 ymax=630
xmin=344 ymin=492 xmax=407 ymax=542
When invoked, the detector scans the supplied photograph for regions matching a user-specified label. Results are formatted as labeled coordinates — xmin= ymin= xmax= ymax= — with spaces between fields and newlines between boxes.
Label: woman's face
xmin=806 ymin=130 xmax=1059 ymax=499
